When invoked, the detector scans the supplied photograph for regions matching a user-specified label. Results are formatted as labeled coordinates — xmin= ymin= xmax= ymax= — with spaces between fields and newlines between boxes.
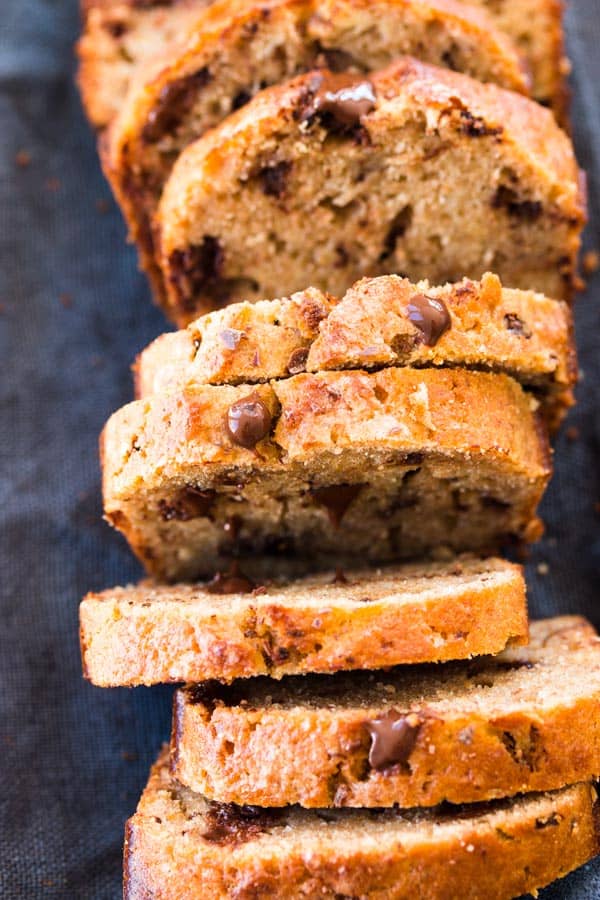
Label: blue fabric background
xmin=0 ymin=1 xmax=599 ymax=896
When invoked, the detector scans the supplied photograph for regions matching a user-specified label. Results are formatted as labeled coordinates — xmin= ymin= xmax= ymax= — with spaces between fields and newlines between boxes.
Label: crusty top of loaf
xmin=135 ymin=273 xmax=576 ymax=425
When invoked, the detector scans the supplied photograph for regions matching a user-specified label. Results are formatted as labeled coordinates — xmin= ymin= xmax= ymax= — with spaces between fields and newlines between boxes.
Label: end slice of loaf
xmin=102 ymin=367 xmax=550 ymax=581
xmin=136 ymin=272 xmax=576 ymax=429
xmin=125 ymin=748 xmax=599 ymax=900
xmin=172 ymin=616 xmax=600 ymax=808
xmin=80 ymin=557 xmax=527 ymax=686
xmin=475 ymin=0 xmax=568 ymax=122
xmin=102 ymin=0 xmax=531 ymax=301
xmin=157 ymin=59 xmax=584 ymax=323
xmin=77 ymin=0 xmax=209 ymax=129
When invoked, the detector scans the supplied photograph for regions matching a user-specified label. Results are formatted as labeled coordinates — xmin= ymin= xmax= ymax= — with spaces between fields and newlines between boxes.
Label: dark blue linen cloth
xmin=0 ymin=1 xmax=599 ymax=896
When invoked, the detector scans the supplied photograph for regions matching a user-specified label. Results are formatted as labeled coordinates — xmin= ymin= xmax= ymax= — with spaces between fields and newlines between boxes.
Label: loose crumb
xmin=121 ymin=750 xmax=139 ymax=762
xmin=96 ymin=198 xmax=110 ymax=214
xmin=583 ymin=250 xmax=600 ymax=276
xmin=537 ymin=562 xmax=549 ymax=576
xmin=565 ymin=426 xmax=580 ymax=442
xmin=59 ymin=293 xmax=73 ymax=308
xmin=15 ymin=149 xmax=31 ymax=167
xmin=45 ymin=177 xmax=61 ymax=193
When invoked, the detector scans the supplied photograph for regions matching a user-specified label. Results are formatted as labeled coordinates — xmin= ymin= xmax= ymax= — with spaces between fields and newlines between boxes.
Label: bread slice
xmin=125 ymin=748 xmax=599 ymax=899
xmin=102 ymin=367 xmax=550 ymax=581
xmin=77 ymin=0 xmax=210 ymax=130
xmin=172 ymin=616 xmax=600 ymax=808
xmin=157 ymin=59 xmax=584 ymax=324
xmin=136 ymin=272 xmax=576 ymax=429
xmin=474 ymin=0 xmax=568 ymax=122
xmin=102 ymin=0 xmax=531 ymax=302
xmin=80 ymin=557 xmax=528 ymax=686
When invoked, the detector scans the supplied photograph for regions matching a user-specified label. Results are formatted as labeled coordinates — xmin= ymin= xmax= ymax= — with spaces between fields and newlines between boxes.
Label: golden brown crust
xmin=136 ymin=272 xmax=576 ymax=429
xmin=124 ymin=749 xmax=600 ymax=899
xmin=172 ymin=617 xmax=600 ymax=808
xmin=79 ymin=557 xmax=528 ymax=686
xmin=157 ymin=58 xmax=584 ymax=322
xmin=101 ymin=0 xmax=531 ymax=302
xmin=102 ymin=367 xmax=551 ymax=581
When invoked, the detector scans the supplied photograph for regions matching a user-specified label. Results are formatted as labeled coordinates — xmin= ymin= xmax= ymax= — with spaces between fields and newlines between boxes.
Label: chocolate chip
xmin=258 ymin=161 xmax=292 ymax=199
xmin=366 ymin=710 xmax=421 ymax=770
xmin=310 ymin=484 xmax=364 ymax=527
xmin=332 ymin=567 xmax=348 ymax=585
xmin=232 ymin=89 xmax=252 ymax=111
xmin=168 ymin=236 xmax=225 ymax=311
xmin=492 ymin=186 xmax=542 ymax=221
xmin=299 ymin=73 xmax=376 ymax=137
xmin=158 ymin=487 xmax=215 ymax=521
xmin=315 ymin=46 xmax=361 ymax=74
xmin=458 ymin=110 xmax=503 ymax=138
xmin=503 ymin=313 xmax=532 ymax=338
xmin=380 ymin=205 xmax=413 ymax=260
xmin=287 ymin=347 xmax=309 ymax=375
xmin=142 ymin=67 xmax=212 ymax=143
xmin=406 ymin=294 xmax=451 ymax=346
xmin=226 ymin=393 xmax=272 ymax=448
xmin=206 ymin=563 xmax=256 ymax=595
xmin=202 ymin=803 xmax=285 ymax=845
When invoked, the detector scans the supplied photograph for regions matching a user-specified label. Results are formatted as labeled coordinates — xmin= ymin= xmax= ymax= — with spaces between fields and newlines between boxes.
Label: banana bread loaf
xmin=124 ymin=748 xmax=599 ymax=900
xmin=80 ymin=556 xmax=528 ymax=686
xmin=157 ymin=59 xmax=584 ymax=323
xmin=102 ymin=0 xmax=531 ymax=301
xmin=102 ymin=367 xmax=550 ymax=581
xmin=172 ymin=616 xmax=600 ymax=808
xmin=136 ymin=272 xmax=576 ymax=428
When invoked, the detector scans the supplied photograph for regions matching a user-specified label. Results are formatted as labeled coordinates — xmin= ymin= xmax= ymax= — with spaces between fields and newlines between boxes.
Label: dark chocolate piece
xmin=226 ymin=393 xmax=272 ymax=448
xmin=142 ymin=68 xmax=212 ymax=143
xmin=168 ymin=236 xmax=225 ymax=312
xmin=406 ymin=294 xmax=451 ymax=346
xmin=206 ymin=562 xmax=256 ymax=595
xmin=492 ymin=185 xmax=543 ymax=221
xmin=158 ymin=487 xmax=215 ymax=521
xmin=310 ymin=483 xmax=364 ymax=527
xmin=202 ymin=803 xmax=285 ymax=846
xmin=504 ymin=313 xmax=532 ymax=338
xmin=287 ymin=346 xmax=309 ymax=375
xmin=366 ymin=710 xmax=421 ymax=770
xmin=258 ymin=160 xmax=292 ymax=199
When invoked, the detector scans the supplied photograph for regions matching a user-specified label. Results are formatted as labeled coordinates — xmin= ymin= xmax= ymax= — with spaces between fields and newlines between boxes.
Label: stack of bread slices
xmin=78 ymin=1 xmax=600 ymax=896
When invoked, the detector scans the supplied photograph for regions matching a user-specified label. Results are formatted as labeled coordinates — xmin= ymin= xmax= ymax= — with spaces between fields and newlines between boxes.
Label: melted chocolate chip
xmin=142 ymin=68 xmax=212 ymax=143
xmin=315 ymin=46 xmax=361 ymax=74
xmin=226 ymin=393 xmax=272 ymax=448
xmin=205 ymin=562 xmax=256 ymax=595
xmin=232 ymin=88 xmax=252 ymax=111
xmin=258 ymin=160 xmax=292 ymax=199
xmin=287 ymin=346 xmax=309 ymax=375
xmin=310 ymin=483 xmax=364 ymax=527
xmin=492 ymin=186 xmax=542 ymax=221
xmin=202 ymin=803 xmax=285 ymax=845
xmin=168 ymin=236 xmax=225 ymax=312
xmin=458 ymin=110 xmax=503 ymax=138
xmin=406 ymin=294 xmax=451 ymax=346
xmin=503 ymin=313 xmax=532 ymax=338
xmin=158 ymin=487 xmax=215 ymax=521
xmin=366 ymin=710 xmax=421 ymax=770
xmin=380 ymin=205 xmax=413 ymax=260
xmin=300 ymin=73 xmax=376 ymax=136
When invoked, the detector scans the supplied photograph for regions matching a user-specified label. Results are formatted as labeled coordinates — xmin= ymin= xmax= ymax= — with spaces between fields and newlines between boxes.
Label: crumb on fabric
xmin=565 ymin=426 xmax=580 ymax=442
xmin=15 ymin=149 xmax=31 ymax=167
xmin=537 ymin=562 xmax=549 ymax=576
xmin=583 ymin=250 xmax=600 ymax=276
xmin=59 ymin=293 xmax=73 ymax=308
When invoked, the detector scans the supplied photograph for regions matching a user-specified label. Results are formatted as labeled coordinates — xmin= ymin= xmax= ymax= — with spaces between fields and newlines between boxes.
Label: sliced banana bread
xmin=474 ymin=0 xmax=568 ymax=120
xmin=77 ymin=0 xmax=209 ymax=129
xmin=136 ymin=272 xmax=576 ymax=429
xmin=102 ymin=0 xmax=531 ymax=300
xmin=157 ymin=59 xmax=584 ymax=323
xmin=172 ymin=616 xmax=600 ymax=808
xmin=102 ymin=367 xmax=550 ymax=581
xmin=125 ymin=749 xmax=599 ymax=900
xmin=80 ymin=557 xmax=528 ymax=686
